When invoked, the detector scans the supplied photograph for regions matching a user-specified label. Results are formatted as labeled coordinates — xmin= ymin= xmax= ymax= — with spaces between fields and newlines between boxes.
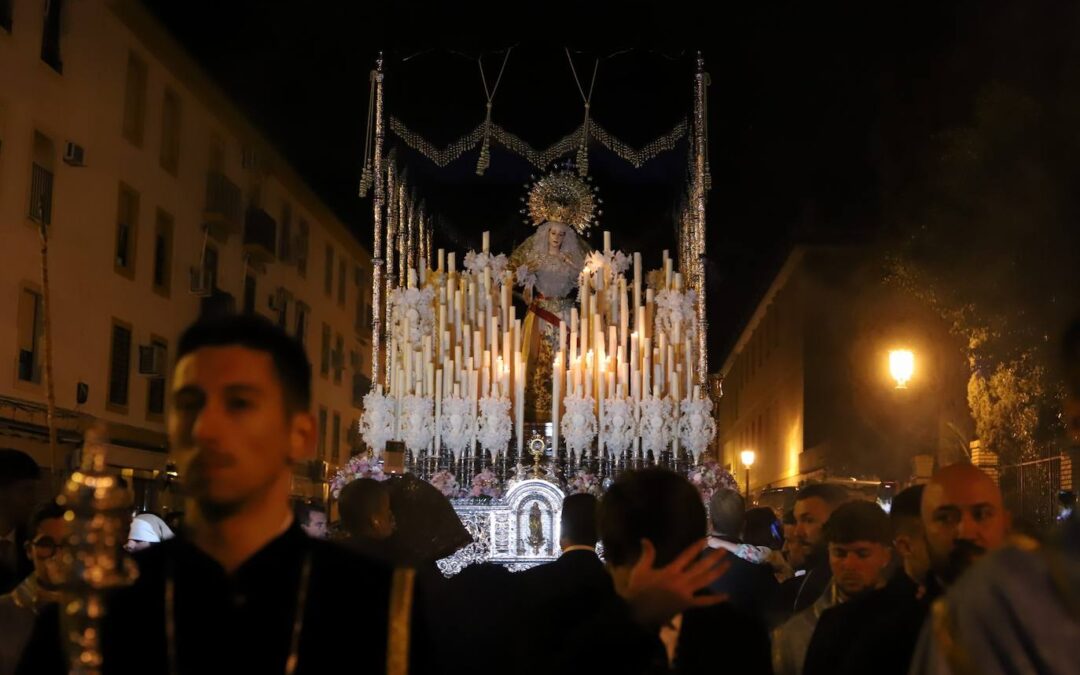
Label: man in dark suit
xmin=706 ymin=488 xmax=779 ymax=618
xmin=0 ymin=450 xmax=39 ymax=595
xmin=516 ymin=493 xmax=612 ymax=637
xmin=545 ymin=469 xmax=770 ymax=675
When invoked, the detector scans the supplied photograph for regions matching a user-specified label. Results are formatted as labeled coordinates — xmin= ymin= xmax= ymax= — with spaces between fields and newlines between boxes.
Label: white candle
xmin=603 ymin=230 xmax=612 ymax=254
xmin=633 ymin=252 xmax=642 ymax=317
xmin=645 ymin=289 xmax=655 ymax=338
xmin=619 ymin=277 xmax=629 ymax=355
xmin=502 ymin=331 xmax=511 ymax=376
xmin=434 ymin=369 xmax=443 ymax=452
xmin=552 ymin=354 xmax=561 ymax=455
xmin=517 ymin=355 xmax=525 ymax=454
xmin=437 ymin=248 xmax=445 ymax=273
xmin=448 ymin=251 xmax=456 ymax=274
xmin=482 ymin=231 xmax=490 ymax=253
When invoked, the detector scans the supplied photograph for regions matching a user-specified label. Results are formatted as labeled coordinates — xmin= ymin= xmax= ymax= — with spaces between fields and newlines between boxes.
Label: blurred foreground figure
xmin=18 ymin=315 xmax=423 ymax=675
xmin=909 ymin=319 xmax=1080 ymax=675
xmin=0 ymin=502 xmax=65 ymax=675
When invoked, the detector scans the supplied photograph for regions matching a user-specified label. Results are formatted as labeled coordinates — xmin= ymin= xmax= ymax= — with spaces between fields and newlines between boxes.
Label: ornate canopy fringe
xmin=388 ymin=116 xmax=688 ymax=170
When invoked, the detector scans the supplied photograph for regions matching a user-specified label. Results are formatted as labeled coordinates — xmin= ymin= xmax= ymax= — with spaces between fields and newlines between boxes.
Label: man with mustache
xmin=908 ymin=319 xmax=1079 ymax=675
xmin=772 ymin=500 xmax=892 ymax=675
xmin=921 ymin=462 xmax=1010 ymax=587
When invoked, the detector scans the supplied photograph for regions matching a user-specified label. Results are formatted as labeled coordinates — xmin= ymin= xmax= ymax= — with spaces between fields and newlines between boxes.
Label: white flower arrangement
xmin=600 ymin=396 xmax=637 ymax=455
xmin=677 ymin=396 xmax=717 ymax=462
xmin=560 ymin=393 xmax=598 ymax=456
xmin=389 ymin=285 xmax=436 ymax=344
xmin=477 ymin=395 xmax=512 ymax=457
xmin=359 ymin=389 xmax=396 ymax=454
xmin=438 ymin=394 xmax=475 ymax=460
xmin=515 ymin=263 xmax=538 ymax=293
xmin=399 ymin=394 xmax=434 ymax=454
xmin=464 ymin=250 xmax=509 ymax=284
xmin=638 ymin=395 xmax=674 ymax=455
xmin=578 ymin=249 xmax=630 ymax=297
xmin=653 ymin=288 xmax=698 ymax=341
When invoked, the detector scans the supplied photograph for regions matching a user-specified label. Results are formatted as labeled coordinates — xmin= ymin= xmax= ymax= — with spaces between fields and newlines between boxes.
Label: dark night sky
xmin=141 ymin=0 xmax=1060 ymax=364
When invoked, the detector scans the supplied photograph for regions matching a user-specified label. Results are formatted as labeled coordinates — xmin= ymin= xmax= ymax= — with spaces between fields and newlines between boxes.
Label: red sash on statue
xmin=528 ymin=293 xmax=562 ymax=327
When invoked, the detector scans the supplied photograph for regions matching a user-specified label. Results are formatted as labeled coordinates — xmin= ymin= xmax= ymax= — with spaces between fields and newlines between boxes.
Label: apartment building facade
xmin=0 ymin=0 xmax=373 ymax=504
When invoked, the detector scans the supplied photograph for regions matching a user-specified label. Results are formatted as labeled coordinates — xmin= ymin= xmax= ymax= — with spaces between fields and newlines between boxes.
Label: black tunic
xmin=18 ymin=523 xmax=425 ymax=675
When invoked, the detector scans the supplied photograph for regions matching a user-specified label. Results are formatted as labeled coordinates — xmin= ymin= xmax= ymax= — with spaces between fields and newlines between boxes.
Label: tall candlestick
xmin=434 ymin=369 xmax=443 ymax=453
xmin=552 ymin=353 xmax=561 ymax=455
xmin=633 ymin=252 xmax=642 ymax=318
xmin=619 ymin=277 xmax=629 ymax=355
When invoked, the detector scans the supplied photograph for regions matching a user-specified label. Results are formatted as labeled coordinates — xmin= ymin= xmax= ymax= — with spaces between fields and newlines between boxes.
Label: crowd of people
xmin=0 ymin=313 xmax=1076 ymax=674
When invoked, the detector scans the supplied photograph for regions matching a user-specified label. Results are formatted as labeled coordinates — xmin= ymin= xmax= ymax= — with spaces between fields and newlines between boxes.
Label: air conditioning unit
xmin=63 ymin=141 xmax=86 ymax=167
xmin=138 ymin=344 xmax=166 ymax=376
xmin=189 ymin=267 xmax=213 ymax=296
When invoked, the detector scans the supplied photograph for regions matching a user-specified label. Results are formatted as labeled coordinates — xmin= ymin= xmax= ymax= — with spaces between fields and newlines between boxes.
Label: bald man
xmin=921 ymin=463 xmax=1010 ymax=587
xmin=811 ymin=465 xmax=1010 ymax=675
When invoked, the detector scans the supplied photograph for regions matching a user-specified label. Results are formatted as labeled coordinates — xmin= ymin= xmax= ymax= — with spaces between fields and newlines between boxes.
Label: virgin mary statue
xmin=510 ymin=169 xmax=597 ymax=422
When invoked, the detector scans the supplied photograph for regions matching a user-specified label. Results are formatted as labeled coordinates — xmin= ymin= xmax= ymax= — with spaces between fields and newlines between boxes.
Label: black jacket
xmin=706 ymin=538 xmax=780 ymax=619
xmin=539 ymin=582 xmax=773 ymax=675
xmin=771 ymin=555 xmax=831 ymax=624
xmin=0 ymin=527 xmax=32 ymax=595
xmin=18 ymin=523 xmax=428 ymax=675
xmin=803 ymin=572 xmax=937 ymax=675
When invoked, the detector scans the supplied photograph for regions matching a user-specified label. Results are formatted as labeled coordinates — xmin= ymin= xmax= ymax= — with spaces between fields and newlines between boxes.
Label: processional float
xmin=348 ymin=50 xmax=718 ymax=572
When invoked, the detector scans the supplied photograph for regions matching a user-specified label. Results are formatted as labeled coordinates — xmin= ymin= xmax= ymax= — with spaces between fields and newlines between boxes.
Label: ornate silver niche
xmin=437 ymin=479 xmax=564 ymax=576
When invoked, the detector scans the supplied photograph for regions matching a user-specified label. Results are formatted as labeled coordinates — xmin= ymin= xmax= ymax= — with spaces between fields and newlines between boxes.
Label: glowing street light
xmin=741 ymin=449 xmax=756 ymax=501
xmin=889 ymin=349 xmax=914 ymax=389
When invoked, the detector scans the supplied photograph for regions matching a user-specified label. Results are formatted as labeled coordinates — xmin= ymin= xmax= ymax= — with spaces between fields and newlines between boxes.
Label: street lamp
xmin=889 ymin=349 xmax=914 ymax=389
xmin=740 ymin=449 xmax=756 ymax=501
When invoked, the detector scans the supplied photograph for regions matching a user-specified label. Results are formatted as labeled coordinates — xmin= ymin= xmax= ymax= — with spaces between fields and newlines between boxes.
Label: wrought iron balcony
xmin=243 ymin=207 xmax=277 ymax=265
xmin=203 ymin=172 xmax=242 ymax=240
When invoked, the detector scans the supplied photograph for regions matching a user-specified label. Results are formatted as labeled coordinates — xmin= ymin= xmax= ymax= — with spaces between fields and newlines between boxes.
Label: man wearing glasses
xmin=0 ymin=502 xmax=66 ymax=675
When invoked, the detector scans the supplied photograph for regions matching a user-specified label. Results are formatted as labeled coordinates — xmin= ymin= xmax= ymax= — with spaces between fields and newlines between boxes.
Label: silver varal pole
xmin=370 ymin=54 xmax=385 ymax=391
xmin=56 ymin=425 xmax=138 ymax=674
xmin=693 ymin=52 xmax=709 ymax=384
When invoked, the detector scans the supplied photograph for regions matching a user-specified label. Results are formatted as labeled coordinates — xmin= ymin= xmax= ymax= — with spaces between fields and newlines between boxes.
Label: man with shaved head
xmin=909 ymin=319 xmax=1080 ymax=674
xmin=921 ymin=463 xmax=1009 ymax=586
